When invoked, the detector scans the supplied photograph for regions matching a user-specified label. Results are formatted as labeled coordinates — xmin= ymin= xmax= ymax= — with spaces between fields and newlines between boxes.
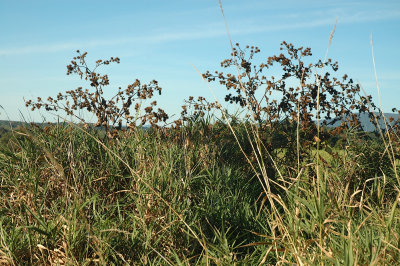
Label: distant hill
xmin=2 ymin=113 xmax=399 ymax=133
xmin=0 ymin=120 xmax=151 ymax=132
xmin=0 ymin=120 xmax=30 ymax=129
xmin=324 ymin=112 xmax=399 ymax=132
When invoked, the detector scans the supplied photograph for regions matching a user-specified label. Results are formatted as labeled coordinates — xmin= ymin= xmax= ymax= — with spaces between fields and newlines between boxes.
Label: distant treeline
xmin=1 ymin=112 xmax=398 ymax=134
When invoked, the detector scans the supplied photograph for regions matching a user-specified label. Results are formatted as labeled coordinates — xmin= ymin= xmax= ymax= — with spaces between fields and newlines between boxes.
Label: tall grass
xmin=0 ymin=113 xmax=399 ymax=264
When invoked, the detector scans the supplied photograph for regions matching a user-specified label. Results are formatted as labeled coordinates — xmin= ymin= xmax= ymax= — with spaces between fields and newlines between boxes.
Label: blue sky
xmin=0 ymin=0 xmax=399 ymax=122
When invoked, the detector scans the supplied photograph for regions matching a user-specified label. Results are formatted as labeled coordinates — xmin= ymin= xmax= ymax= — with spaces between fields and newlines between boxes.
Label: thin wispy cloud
xmin=0 ymin=8 xmax=398 ymax=57
xmin=229 ymin=8 xmax=400 ymax=34
xmin=0 ymin=28 xmax=228 ymax=57
xmin=0 ymin=43 xmax=81 ymax=56
xmin=341 ymin=9 xmax=400 ymax=23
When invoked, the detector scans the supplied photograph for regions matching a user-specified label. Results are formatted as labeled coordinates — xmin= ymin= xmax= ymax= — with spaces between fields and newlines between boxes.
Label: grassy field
xmin=1 ymin=33 xmax=400 ymax=264
xmin=0 ymin=119 xmax=399 ymax=265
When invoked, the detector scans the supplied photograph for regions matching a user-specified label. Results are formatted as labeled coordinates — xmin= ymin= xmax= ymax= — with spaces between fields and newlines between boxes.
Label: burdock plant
xmin=26 ymin=50 xmax=169 ymax=138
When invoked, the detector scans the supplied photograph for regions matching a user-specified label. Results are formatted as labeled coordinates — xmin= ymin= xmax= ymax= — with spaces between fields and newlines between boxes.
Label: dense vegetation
xmin=1 ymin=41 xmax=400 ymax=265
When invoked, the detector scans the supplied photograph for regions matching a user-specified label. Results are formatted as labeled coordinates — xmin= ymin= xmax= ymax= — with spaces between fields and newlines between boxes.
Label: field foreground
xmin=0 ymin=120 xmax=399 ymax=265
